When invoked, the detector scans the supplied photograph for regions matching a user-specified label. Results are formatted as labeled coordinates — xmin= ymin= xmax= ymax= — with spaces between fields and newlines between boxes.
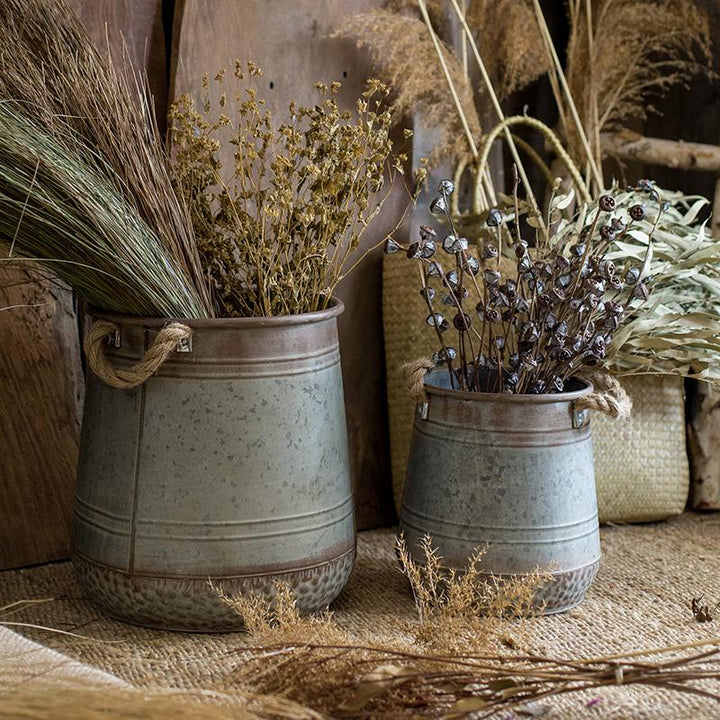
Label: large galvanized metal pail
xmin=399 ymin=370 xmax=600 ymax=614
xmin=73 ymin=300 xmax=355 ymax=631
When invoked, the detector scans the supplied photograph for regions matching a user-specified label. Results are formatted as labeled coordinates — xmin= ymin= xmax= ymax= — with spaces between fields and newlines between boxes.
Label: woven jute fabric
xmin=593 ymin=374 xmax=689 ymax=522
xmin=1 ymin=514 xmax=720 ymax=717
xmin=383 ymin=254 xmax=690 ymax=522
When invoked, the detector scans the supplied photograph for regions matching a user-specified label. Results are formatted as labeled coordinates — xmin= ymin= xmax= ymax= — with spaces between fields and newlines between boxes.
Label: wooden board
xmin=0 ymin=273 xmax=83 ymax=569
xmin=67 ymin=0 xmax=169 ymax=132
xmin=171 ymin=0 xmax=404 ymax=529
xmin=0 ymin=0 xmax=167 ymax=569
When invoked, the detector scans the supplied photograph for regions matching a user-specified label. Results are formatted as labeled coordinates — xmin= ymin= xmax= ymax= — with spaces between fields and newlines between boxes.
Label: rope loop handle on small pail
xmin=404 ymin=359 xmax=632 ymax=420
xmin=84 ymin=319 xmax=193 ymax=390
xmin=403 ymin=358 xmax=436 ymax=403
xmin=575 ymin=372 xmax=632 ymax=420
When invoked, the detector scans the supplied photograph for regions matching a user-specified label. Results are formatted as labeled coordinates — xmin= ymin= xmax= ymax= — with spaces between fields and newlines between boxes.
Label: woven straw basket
xmin=383 ymin=253 xmax=690 ymax=524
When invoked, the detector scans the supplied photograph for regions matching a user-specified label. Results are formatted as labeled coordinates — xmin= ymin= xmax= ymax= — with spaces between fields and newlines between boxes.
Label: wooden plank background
xmin=2 ymin=0 xmax=718 ymax=567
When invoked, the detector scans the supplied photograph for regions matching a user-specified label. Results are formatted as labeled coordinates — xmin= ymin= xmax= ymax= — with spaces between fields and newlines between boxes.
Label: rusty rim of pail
xmin=88 ymin=296 xmax=345 ymax=329
xmin=423 ymin=369 xmax=592 ymax=405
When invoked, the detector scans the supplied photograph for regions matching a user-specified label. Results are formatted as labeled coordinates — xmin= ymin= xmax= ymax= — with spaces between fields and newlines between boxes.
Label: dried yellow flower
xmin=170 ymin=61 xmax=406 ymax=317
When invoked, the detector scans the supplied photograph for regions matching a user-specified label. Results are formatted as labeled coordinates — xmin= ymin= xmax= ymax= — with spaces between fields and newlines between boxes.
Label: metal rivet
xmin=176 ymin=337 xmax=192 ymax=353
xmin=419 ymin=402 xmax=429 ymax=420
xmin=573 ymin=408 xmax=587 ymax=428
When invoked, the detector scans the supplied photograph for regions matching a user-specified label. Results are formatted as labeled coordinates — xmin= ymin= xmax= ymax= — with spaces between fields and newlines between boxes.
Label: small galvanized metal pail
xmin=399 ymin=370 xmax=600 ymax=614
xmin=73 ymin=299 xmax=355 ymax=631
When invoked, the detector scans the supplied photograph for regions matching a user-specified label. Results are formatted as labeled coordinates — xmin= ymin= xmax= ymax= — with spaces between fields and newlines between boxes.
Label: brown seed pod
xmin=629 ymin=204 xmax=645 ymax=221
xmin=599 ymin=195 xmax=616 ymax=212
xmin=406 ymin=242 xmax=422 ymax=259
xmin=483 ymin=242 xmax=499 ymax=260
xmin=419 ymin=224 xmax=437 ymax=241
xmin=453 ymin=312 xmax=472 ymax=330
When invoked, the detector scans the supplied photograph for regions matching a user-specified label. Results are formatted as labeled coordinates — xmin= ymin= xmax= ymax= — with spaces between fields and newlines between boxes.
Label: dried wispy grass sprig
xmin=335 ymin=9 xmax=481 ymax=166
xmin=465 ymin=0 xmax=550 ymax=100
xmin=563 ymin=0 xmax=712 ymax=174
xmin=396 ymin=533 xmax=547 ymax=652
xmin=0 ymin=672 xmax=322 ymax=720
xmin=339 ymin=1 xmax=547 ymax=168
xmin=211 ymin=579 xmax=345 ymax=645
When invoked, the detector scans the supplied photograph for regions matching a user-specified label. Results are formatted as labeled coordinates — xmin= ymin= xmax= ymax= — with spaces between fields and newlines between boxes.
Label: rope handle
xmin=404 ymin=359 xmax=632 ymax=420
xmin=84 ymin=319 xmax=193 ymax=390
xmin=575 ymin=372 xmax=632 ymax=420
xmin=404 ymin=358 xmax=436 ymax=403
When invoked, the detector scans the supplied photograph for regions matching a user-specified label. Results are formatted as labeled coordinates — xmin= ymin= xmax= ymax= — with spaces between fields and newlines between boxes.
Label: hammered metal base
xmin=72 ymin=547 xmax=356 ymax=632
xmin=536 ymin=559 xmax=600 ymax=614
xmin=400 ymin=557 xmax=600 ymax=616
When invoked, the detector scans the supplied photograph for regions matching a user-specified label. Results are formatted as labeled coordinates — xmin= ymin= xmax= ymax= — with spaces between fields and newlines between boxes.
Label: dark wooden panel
xmin=67 ymin=0 xmax=168 ymax=133
xmin=171 ymin=0 xmax=403 ymax=528
xmin=0 ymin=272 xmax=83 ymax=569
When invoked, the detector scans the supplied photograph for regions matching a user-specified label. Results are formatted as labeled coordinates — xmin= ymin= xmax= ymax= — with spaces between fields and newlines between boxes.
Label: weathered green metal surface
xmin=399 ymin=370 xmax=600 ymax=614
xmin=73 ymin=301 xmax=355 ymax=631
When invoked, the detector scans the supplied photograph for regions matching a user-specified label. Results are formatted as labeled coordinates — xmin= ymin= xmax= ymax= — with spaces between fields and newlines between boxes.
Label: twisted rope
xmin=403 ymin=358 xmax=436 ymax=403
xmin=84 ymin=319 xmax=193 ymax=390
xmin=575 ymin=373 xmax=632 ymax=420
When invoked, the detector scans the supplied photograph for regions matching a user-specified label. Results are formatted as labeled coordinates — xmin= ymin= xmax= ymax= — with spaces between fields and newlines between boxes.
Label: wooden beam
xmin=602 ymin=129 xmax=720 ymax=172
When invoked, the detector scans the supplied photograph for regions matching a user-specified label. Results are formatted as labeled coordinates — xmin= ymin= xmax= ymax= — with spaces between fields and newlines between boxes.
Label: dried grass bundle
xmin=0 ymin=105 xmax=206 ymax=317
xmin=465 ymin=0 xmax=550 ymax=100
xmin=563 ymin=0 xmax=711 ymax=172
xmin=336 ymin=9 xmax=480 ymax=165
xmin=0 ymin=0 xmax=212 ymax=317
xmin=0 ymin=677 xmax=323 ymax=720
xmin=0 ymin=683 xmax=249 ymax=720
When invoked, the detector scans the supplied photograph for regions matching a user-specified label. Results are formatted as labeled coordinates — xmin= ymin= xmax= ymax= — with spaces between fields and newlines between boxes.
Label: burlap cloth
xmin=2 ymin=513 xmax=720 ymax=718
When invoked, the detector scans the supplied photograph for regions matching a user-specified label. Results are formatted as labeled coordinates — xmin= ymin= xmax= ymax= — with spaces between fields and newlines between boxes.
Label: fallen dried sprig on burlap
xmin=210 ymin=538 xmax=720 ymax=717
xmin=228 ymin=640 xmax=720 ymax=718
xmin=395 ymin=533 xmax=548 ymax=652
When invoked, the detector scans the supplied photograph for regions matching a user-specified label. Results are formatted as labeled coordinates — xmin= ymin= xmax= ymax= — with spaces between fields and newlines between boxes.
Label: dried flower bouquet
xmin=170 ymin=64 xmax=409 ymax=318
xmin=387 ymin=172 xmax=660 ymax=394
